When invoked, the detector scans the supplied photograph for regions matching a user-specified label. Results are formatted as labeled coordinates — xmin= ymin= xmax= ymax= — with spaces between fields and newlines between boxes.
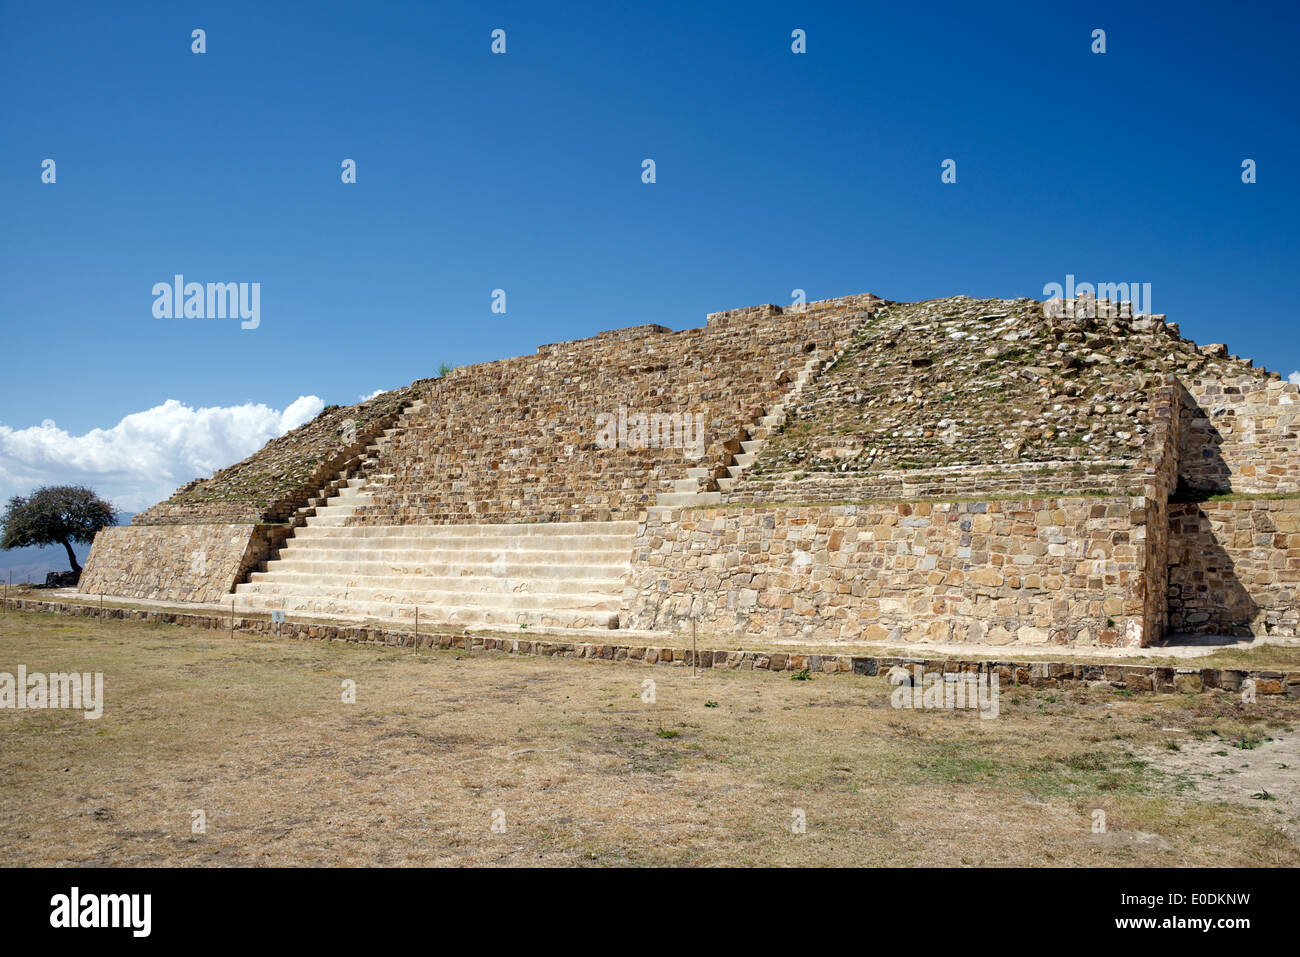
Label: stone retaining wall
xmin=724 ymin=461 xmax=1139 ymax=506
xmin=1168 ymin=498 xmax=1300 ymax=637
xmin=1179 ymin=374 xmax=1300 ymax=494
xmin=622 ymin=497 xmax=1151 ymax=647
xmin=79 ymin=523 xmax=287 ymax=604
xmin=1139 ymin=380 xmax=1182 ymax=642
xmin=7 ymin=597 xmax=1297 ymax=696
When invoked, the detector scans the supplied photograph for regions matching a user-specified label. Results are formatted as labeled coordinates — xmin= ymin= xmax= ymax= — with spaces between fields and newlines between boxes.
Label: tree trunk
xmin=60 ymin=538 xmax=81 ymax=574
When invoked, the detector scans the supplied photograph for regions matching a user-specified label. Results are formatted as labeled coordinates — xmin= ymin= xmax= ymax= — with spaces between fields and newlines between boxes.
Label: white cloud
xmin=359 ymin=388 xmax=387 ymax=402
xmin=0 ymin=395 xmax=325 ymax=513
xmin=280 ymin=395 xmax=324 ymax=432
xmin=1290 ymin=371 xmax=1300 ymax=386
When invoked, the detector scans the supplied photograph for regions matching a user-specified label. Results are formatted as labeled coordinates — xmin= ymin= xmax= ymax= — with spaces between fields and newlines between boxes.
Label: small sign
xmin=271 ymin=611 xmax=286 ymax=624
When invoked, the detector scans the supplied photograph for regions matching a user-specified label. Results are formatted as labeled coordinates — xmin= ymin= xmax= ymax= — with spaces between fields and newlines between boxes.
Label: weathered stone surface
xmin=9 ymin=594 xmax=1292 ymax=697
xmin=740 ymin=297 xmax=1260 ymax=496
xmin=1168 ymin=498 xmax=1300 ymax=638
xmin=346 ymin=295 xmax=884 ymax=525
xmin=76 ymin=291 xmax=1300 ymax=649
xmin=622 ymin=496 xmax=1148 ymax=647
xmin=80 ymin=524 xmax=285 ymax=604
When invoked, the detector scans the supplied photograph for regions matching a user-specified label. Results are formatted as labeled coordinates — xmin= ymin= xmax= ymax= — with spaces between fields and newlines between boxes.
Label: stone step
xmin=732 ymin=452 xmax=757 ymax=468
xmin=314 ymin=503 xmax=370 ymax=516
xmin=313 ymin=499 xmax=370 ymax=512
xmin=305 ymin=515 xmax=358 ymax=526
xmin=278 ymin=532 xmax=635 ymax=554
xmin=739 ymin=440 xmax=763 ymax=453
xmin=278 ymin=533 xmax=635 ymax=554
xmin=233 ymin=593 xmax=620 ymax=630
xmin=257 ymin=557 xmax=628 ymax=578
xmin=291 ymin=521 xmax=637 ymax=539
xmin=244 ymin=571 xmax=626 ymax=596
xmin=236 ymin=582 xmax=622 ymax=613
xmin=655 ymin=491 xmax=722 ymax=506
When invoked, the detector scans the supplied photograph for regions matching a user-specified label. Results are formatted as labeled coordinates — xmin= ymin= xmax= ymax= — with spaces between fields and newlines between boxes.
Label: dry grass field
xmin=1 ymin=608 xmax=1297 ymax=867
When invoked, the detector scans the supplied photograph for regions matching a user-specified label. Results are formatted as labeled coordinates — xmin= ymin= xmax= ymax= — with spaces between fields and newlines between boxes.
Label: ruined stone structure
xmin=79 ymin=292 xmax=1300 ymax=648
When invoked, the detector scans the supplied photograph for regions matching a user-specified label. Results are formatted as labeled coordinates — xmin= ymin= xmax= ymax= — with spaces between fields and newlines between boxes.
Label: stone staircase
xmin=232 ymin=393 xmax=641 ymax=632
xmin=233 ymin=519 xmax=635 ymax=630
xmin=652 ymin=350 xmax=830 ymax=510
xmin=280 ymin=398 xmax=426 ymax=531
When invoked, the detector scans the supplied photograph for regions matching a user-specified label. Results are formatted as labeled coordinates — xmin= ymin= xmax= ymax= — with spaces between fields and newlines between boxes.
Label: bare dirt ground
xmin=1140 ymin=733 xmax=1300 ymax=841
xmin=1 ymin=609 xmax=1296 ymax=866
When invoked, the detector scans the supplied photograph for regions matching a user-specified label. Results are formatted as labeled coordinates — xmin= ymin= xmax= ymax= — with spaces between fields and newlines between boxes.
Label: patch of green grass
xmin=1063 ymin=751 xmax=1109 ymax=771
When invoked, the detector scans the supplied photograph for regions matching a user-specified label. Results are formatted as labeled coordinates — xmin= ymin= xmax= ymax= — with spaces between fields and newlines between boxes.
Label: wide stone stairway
xmin=232 ymin=482 xmax=636 ymax=630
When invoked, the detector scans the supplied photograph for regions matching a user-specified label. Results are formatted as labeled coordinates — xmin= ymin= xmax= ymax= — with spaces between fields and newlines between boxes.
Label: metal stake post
xmin=691 ymin=618 xmax=698 ymax=679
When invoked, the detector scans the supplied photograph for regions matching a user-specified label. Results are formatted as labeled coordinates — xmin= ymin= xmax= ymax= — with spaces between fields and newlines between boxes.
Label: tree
xmin=1 ymin=486 xmax=116 ymax=574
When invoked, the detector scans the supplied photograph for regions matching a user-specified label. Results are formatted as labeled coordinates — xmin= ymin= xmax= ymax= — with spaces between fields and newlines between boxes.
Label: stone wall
xmin=1138 ymin=380 xmax=1182 ymax=642
xmin=745 ymin=297 xmax=1175 ymax=487
xmin=133 ymin=501 xmax=267 ymax=525
xmin=622 ymin=497 xmax=1150 ymax=648
xmin=1178 ymin=374 xmax=1300 ymax=494
xmin=348 ymin=295 xmax=884 ymax=525
xmin=12 ymin=595 xmax=1300 ymax=696
xmin=79 ymin=524 xmax=287 ymax=604
xmin=1167 ymin=499 xmax=1300 ymax=638
xmin=704 ymin=294 xmax=881 ymax=329
xmin=724 ymin=461 xmax=1140 ymax=506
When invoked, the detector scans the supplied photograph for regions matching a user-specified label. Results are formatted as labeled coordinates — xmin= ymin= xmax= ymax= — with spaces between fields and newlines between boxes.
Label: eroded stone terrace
xmin=750 ymin=296 xmax=1266 ymax=482
xmin=136 ymin=381 xmax=433 ymax=525
xmin=347 ymin=297 xmax=883 ymax=525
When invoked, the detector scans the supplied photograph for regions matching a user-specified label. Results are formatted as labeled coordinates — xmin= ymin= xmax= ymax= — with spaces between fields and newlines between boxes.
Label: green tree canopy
xmin=1 ymin=485 xmax=116 ymax=574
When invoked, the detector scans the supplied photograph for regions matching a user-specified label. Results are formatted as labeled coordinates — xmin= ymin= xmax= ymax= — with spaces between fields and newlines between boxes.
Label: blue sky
xmin=1 ymin=0 xmax=1297 ymax=509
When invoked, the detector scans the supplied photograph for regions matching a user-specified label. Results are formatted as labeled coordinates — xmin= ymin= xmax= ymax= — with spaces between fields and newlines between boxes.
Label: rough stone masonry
xmin=79 ymin=292 xmax=1300 ymax=649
